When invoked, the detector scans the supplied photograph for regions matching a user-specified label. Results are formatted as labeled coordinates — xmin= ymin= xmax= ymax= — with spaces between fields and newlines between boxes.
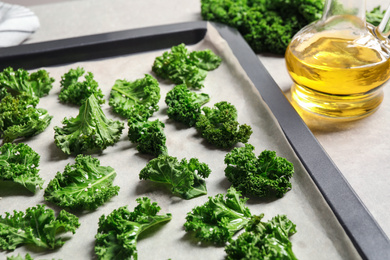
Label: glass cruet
xmin=285 ymin=0 xmax=390 ymax=119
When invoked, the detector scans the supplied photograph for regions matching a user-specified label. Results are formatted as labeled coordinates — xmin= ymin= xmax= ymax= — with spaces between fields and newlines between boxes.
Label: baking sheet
xmin=0 ymin=23 xmax=361 ymax=260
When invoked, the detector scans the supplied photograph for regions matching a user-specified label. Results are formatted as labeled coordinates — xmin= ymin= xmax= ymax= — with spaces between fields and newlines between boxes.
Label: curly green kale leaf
xmin=109 ymin=74 xmax=160 ymax=119
xmin=59 ymin=67 xmax=105 ymax=105
xmin=225 ymin=214 xmax=298 ymax=260
xmin=195 ymin=101 xmax=252 ymax=148
xmin=6 ymin=253 xmax=34 ymax=260
xmin=2 ymin=109 xmax=53 ymax=144
xmin=0 ymin=67 xmax=54 ymax=98
xmin=95 ymin=197 xmax=172 ymax=260
xmin=128 ymin=117 xmax=168 ymax=157
xmin=54 ymin=94 xmax=124 ymax=155
xmin=0 ymin=204 xmax=80 ymax=251
xmin=54 ymin=95 xmax=124 ymax=154
xmin=189 ymin=49 xmax=223 ymax=70
xmin=0 ymin=91 xmax=53 ymax=143
xmin=0 ymin=143 xmax=43 ymax=193
xmin=184 ymin=186 xmax=252 ymax=244
xmin=44 ymin=154 xmax=120 ymax=210
xmin=224 ymin=144 xmax=294 ymax=198
xmin=6 ymin=253 xmax=62 ymax=260
xmin=152 ymin=43 xmax=222 ymax=89
xmin=165 ymin=84 xmax=210 ymax=127
xmin=201 ymin=0 xmax=324 ymax=54
xmin=139 ymin=155 xmax=212 ymax=199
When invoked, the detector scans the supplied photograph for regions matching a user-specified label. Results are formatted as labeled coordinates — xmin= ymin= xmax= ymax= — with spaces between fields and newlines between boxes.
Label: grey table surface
xmin=3 ymin=0 xmax=390 ymax=254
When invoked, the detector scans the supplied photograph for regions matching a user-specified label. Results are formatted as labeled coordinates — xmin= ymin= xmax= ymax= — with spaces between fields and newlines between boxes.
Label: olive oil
xmin=286 ymin=31 xmax=390 ymax=118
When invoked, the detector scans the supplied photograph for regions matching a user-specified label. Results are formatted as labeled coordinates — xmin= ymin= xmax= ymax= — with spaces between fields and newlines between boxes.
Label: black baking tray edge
xmin=0 ymin=21 xmax=389 ymax=260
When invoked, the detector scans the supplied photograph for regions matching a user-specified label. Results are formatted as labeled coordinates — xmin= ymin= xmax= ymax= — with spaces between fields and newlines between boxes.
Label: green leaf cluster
xmin=94 ymin=197 xmax=172 ymax=260
xmin=0 ymin=204 xmax=80 ymax=251
xmin=54 ymin=94 xmax=124 ymax=155
xmin=0 ymin=67 xmax=54 ymax=99
xmin=185 ymin=187 xmax=298 ymax=258
xmin=201 ymin=0 xmax=386 ymax=55
xmin=152 ymin=43 xmax=222 ymax=89
xmin=0 ymin=66 xmax=54 ymax=143
xmin=224 ymin=144 xmax=294 ymax=197
xmin=225 ymin=214 xmax=298 ymax=260
xmin=44 ymin=154 xmax=120 ymax=210
xmin=201 ymin=0 xmax=324 ymax=54
xmin=0 ymin=42 xmax=298 ymax=259
xmin=0 ymin=143 xmax=43 ymax=193
xmin=195 ymin=101 xmax=252 ymax=148
xmin=109 ymin=74 xmax=160 ymax=119
xmin=139 ymin=155 xmax=212 ymax=199
xmin=184 ymin=187 xmax=252 ymax=244
xmin=59 ymin=67 xmax=105 ymax=105
xmin=128 ymin=117 xmax=168 ymax=157
xmin=6 ymin=254 xmax=34 ymax=260
xmin=106 ymin=74 xmax=166 ymax=157
xmin=165 ymin=84 xmax=210 ymax=127
xmin=6 ymin=253 xmax=61 ymax=260
xmin=0 ymin=91 xmax=52 ymax=143
xmin=154 ymin=46 xmax=250 ymax=149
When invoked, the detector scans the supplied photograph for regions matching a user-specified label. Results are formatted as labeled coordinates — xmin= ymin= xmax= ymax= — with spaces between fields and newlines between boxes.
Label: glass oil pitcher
xmin=285 ymin=0 xmax=390 ymax=119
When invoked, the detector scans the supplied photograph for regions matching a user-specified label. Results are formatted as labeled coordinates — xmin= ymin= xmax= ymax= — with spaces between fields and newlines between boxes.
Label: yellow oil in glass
xmin=286 ymin=31 xmax=390 ymax=118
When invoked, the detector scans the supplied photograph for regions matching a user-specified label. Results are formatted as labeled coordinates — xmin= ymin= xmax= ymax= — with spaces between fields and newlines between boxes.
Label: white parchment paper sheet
xmin=0 ymin=24 xmax=361 ymax=260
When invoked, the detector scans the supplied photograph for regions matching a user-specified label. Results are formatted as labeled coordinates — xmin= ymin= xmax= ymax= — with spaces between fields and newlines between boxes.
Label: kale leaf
xmin=6 ymin=254 xmax=34 ymax=260
xmin=0 ymin=91 xmax=52 ymax=143
xmin=225 ymin=214 xmax=298 ymax=260
xmin=224 ymin=144 xmax=294 ymax=198
xmin=44 ymin=154 xmax=120 ymax=210
xmin=184 ymin=186 xmax=252 ymax=244
xmin=59 ymin=67 xmax=105 ymax=105
xmin=195 ymin=101 xmax=252 ymax=148
xmin=109 ymin=74 xmax=160 ymax=119
xmin=54 ymin=94 xmax=124 ymax=155
xmin=6 ymin=254 xmax=62 ymax=260
xmin=201 ymin=0 xmax=324 ymax=54
xmin=128 ymin=117 xmax=168 ymax=157
xmin=165 ymin=84 xmax=210 ymax=127
xmin=0 ymin=67 xmax=54 ymax=99
xmin=0 ymin=143 xmax=43 ymax=193
xmin=0 ymin=204 xmax=80 ymax=251
xmin=95 ymin=197 xmax=172 ymax=260
xmin=139 ymin=155 xmax=212 ymax=199
xmin=152 ymin=43 xmax=222 ymax=89
xmin=201 ymin=0 xmax=385 ymax=55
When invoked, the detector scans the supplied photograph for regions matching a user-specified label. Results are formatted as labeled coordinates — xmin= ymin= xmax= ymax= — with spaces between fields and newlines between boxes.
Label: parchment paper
xmin=0 ymin=24 xmax=361 ymax=260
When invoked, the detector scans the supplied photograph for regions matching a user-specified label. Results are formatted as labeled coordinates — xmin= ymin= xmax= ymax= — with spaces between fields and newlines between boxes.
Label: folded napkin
xmin=0 ymin=2 xmax=40 ymax=47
